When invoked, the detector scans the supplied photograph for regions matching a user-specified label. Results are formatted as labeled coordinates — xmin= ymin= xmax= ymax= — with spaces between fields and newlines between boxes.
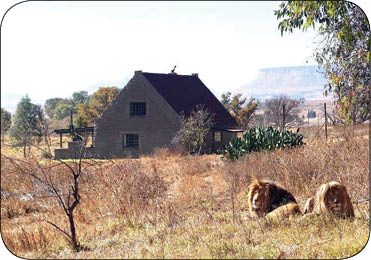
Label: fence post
xmin=282 ymin=104 xmax=285 ymax=131
xmin=307 ymin=109 xmax=310 ymax=137
xmin=324 ymin=103 xmax=328 ymax=141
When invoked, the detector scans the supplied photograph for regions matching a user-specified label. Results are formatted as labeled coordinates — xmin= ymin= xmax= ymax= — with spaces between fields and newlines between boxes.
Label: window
xmin=130 ymin=102 xmax=146 ymax=116
xmin=214 ymin=131 xmax=222 ymax=142
xmin=123 ymin=134 xmax=139 ymax=148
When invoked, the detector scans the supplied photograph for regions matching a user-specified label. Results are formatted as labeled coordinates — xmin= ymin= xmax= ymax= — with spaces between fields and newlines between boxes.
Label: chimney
xmin=135 ymin=70 xmax=142 ymax=75
xmin=191 ymin=73 xmax=198 ymax=77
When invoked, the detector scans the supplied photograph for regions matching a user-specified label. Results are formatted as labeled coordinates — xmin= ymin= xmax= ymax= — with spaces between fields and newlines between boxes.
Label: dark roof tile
xmin=142 ymin=72 xmax=237 ymax=128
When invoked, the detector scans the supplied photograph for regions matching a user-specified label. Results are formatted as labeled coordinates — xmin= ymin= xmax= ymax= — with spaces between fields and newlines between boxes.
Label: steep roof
xmin=142 ymin=72 xmax=237 ymax=128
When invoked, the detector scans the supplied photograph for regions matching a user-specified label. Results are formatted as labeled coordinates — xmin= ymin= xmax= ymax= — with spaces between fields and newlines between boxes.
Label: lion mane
xmin=247 ymin=178 xmax=301 ymax=219
xmin=303 ymin=181 xmax=354 ymax=218
xmin=303 ymin=198 xmax=314 ymax=214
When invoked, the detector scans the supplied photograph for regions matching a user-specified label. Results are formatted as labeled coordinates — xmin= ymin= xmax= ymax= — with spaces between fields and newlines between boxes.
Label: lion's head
xmin=247 ymin=179 xmax=270 ymax=217
xmin=247 ymin=178 xmax=298 ymax=218
xmin=314 ymin=181 xmax=354 ymax=218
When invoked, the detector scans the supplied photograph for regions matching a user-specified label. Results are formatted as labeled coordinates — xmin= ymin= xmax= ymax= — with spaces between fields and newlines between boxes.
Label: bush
xmin=40 ymin=151 xmax=53 ymax=159
xmin=220 ymin=127 xmax=305 ymax=161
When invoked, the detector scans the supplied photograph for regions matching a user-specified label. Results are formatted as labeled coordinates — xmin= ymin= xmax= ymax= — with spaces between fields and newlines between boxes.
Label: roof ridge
xmin=142 ymin=72 xmax=196 ymax=77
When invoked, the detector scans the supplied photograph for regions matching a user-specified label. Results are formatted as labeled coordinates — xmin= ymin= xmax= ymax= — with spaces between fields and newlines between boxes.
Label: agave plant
xmin=220 ymin=127 xmax=305 ymax=161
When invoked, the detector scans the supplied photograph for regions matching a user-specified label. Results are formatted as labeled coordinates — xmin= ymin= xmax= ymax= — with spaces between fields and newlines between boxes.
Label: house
xmin=54 ymin=71 xmax=243 ymax=159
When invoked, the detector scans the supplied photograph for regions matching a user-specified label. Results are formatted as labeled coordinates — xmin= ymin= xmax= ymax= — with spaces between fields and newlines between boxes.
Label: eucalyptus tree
xmin=275 ymin=1 xmax=370 ymax=124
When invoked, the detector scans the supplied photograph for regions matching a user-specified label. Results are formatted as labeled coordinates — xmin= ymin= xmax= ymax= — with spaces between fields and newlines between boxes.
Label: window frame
xmin=214 ymin=131 xmax=222 ymax=142
xmin=129 ymin=102 xmax=146 ymax=116
xmin=123 ymin=133 xmax=139 ymax=148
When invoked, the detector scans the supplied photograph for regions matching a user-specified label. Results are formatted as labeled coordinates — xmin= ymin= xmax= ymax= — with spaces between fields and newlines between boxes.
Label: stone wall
xmin=54 ymin=141 xmax=95 ymax=159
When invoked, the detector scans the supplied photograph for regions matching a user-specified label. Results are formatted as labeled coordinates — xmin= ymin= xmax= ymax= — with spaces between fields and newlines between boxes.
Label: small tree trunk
xmin=68 ymin=212 xmax=79 ymax=251
xmin=197 ymin=142 xmax=203 ymax=155
xmin=44 ymin=123 xmax=52 ymax=155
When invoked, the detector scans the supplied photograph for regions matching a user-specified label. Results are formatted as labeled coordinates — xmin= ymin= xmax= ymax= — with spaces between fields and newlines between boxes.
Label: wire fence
xmin=253 ymin=102 xmax=369 ymax=142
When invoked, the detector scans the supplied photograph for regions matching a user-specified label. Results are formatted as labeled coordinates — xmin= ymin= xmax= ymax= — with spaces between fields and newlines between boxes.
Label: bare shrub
xmin=2 ymin=153 xmax=88 ymax=251
xmin=83 ymin=160 xmax=168 ymax=217
xmin=2 ymin=226 xmax=50 ymax=254
xmin=221 ymin=161 xmax=251 ymax=222
xmin=151 ymin=146 xmax=186 ymax=159
xmin=180 ymin=155 xmax=215 ymax=176
xmin=172 ymin=104 xmax=214 ymax=155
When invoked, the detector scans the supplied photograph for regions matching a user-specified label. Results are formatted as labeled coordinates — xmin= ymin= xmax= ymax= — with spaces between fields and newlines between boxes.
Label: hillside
xmin=237 ymin=66 xmax=332 ymax=101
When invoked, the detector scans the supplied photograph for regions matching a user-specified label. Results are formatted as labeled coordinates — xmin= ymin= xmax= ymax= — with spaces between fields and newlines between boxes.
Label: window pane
xmin=130 ymin=102 xmax=146 ymax=116
xmin=214 ymin=132 xmax=222 ymax=142
xmin=123 ymin=134 xmax=139 ymax=148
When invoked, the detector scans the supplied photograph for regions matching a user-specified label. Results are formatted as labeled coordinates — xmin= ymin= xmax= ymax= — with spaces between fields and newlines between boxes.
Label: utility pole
xmin=324 ymin=103 xmax=328 ymax=141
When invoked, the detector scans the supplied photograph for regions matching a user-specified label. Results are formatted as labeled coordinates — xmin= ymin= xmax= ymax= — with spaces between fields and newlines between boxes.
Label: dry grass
xmin=0 ymin=124 xmax=369 ymax=258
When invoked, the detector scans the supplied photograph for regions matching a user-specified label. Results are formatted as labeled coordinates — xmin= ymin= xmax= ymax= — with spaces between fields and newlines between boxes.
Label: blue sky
xmin=1 ymin=1 xmax=370 ymax=112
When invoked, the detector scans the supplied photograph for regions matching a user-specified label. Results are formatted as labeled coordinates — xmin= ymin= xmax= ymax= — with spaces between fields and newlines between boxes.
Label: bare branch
xmin=45 ymin=220 xmax=72 ymax=240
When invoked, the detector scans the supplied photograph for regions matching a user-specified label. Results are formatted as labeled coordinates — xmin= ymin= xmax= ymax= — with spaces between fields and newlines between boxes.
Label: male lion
xmin=303 ymin=181 xmax=355 ymax=218
xmin=247 ymin=178 xmax=301 ymax=220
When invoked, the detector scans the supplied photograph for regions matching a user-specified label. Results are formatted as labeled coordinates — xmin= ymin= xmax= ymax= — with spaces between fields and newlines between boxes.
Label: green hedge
xmin=219 ymin=127 xmax=305 ymax=161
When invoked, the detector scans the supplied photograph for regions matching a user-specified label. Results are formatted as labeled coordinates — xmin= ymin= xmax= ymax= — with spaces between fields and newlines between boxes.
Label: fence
xmin=254 ymin=103 xmax=369 ymax=142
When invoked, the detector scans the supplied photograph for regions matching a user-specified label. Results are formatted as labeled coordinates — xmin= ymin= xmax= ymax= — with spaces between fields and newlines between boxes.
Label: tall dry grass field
xmin=0 ymin=124 xmax=369 ymax=258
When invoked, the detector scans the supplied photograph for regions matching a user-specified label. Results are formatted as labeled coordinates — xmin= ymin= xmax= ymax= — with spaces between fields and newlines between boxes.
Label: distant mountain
xmin=236 ymin=66 xmax=332 ymax=101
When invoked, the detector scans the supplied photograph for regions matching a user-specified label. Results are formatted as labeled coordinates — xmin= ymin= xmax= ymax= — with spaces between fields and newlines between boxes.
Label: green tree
xmin=54 ymin=101 xmax=75 ymax=120
xmin=45 ymin=92 xmax=88 ymax=120
xmin=172 ymin=105 xmax=214 ymax=155
xmin=275 ymin=1 xmax=370 ymax=124
xmin=221 ymin=92 xmax=246 ymax=116
xmin=221 ymin=92 xmax=258 ymax=129
xmin=9 ymin=95 xmax=44 ymax=157
xmin=221 ymin=92 xmax=233 ymax=110
xmin=237 ymin=98 xmax=258 ymax=129
xmin=44 ymin=98 xmax=64 ymax=118
xmin=1 ymin=108 xmax=12 ymax=144
xmin=76 ymin=87 xmax=119 ymax=127
xmin=72 ymin=91 xmax=89 ymax=105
